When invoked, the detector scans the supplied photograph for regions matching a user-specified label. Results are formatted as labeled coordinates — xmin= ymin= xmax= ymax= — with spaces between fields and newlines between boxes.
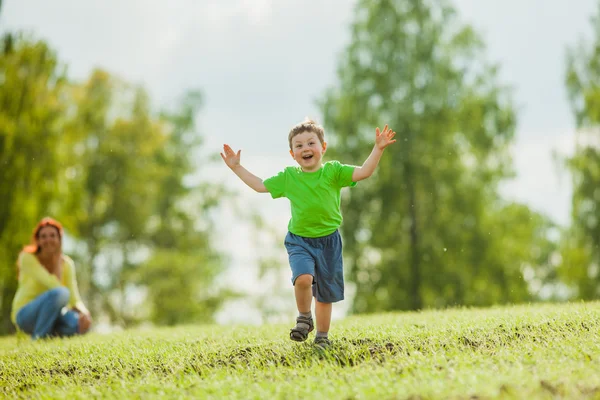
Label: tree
xmin=57 ymin=70 xmax=167 ymax=322
xmin=131 ymin=91 xmax=232 ymax=326
xmin=320 ymin=0 xmax=552 ymax=312
xmin=561 ymin=2 xmax=600 ymax=299
xmin=63 ymin=72 xmax=232 ymax=326
xmin=0 ymin=34 xmax=232 ymax=333
xmin=0 ymin=34 xmax=67 ymax=333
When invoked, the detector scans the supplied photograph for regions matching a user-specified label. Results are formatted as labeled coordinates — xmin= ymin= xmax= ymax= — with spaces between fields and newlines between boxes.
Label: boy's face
xmin=289 ymin=131 xmax=327 ymax=172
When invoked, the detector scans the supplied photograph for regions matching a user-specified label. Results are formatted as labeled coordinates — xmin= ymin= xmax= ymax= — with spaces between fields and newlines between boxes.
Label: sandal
xmin=289 ymin=315 xmax=314 ymax=342
xmin=314 ymin=336 xmax=331 ymax=349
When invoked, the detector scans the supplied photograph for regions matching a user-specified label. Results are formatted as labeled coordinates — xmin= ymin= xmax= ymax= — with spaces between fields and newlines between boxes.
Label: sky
xmin=2 ymin=0 xmax=598 ymax=323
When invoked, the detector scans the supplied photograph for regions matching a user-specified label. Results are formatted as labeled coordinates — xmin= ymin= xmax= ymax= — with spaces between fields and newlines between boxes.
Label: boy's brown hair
xmin=288 ymin=118 xmax=325 ymax=149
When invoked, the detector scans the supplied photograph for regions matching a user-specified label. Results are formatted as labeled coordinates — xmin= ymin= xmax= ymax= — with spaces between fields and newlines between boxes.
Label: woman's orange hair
xmin=22 ymin=217 xmax=64 ymax=254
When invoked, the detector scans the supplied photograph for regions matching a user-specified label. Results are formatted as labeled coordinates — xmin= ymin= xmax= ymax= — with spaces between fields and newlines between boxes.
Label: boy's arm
xmin=230 ymin=164 xmax=268 ymax=193
xmin=352 ymin=125 xmax=396 ymax=182
xmin=221 ymin=144 xmax=268 ymax=193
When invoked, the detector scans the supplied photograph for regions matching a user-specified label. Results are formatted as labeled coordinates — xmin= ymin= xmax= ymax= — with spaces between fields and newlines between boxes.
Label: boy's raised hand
xmin=375 ymin=125 xmax=397 ymax=150
xmin=221 ymin=144 xmax=241 ymax=169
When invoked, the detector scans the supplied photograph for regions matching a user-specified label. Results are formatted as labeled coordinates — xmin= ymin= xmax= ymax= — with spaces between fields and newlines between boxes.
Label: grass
xmin=1 ymin=301 xmax=600 ymax=399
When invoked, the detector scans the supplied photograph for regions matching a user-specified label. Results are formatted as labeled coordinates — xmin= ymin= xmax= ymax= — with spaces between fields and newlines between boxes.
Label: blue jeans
xmin=16 ymin=287 xmax=80 ymax=339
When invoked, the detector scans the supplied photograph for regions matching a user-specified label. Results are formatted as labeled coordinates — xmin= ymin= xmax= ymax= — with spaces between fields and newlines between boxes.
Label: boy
xmin=221 ymin=118 xmax=396 ymax=348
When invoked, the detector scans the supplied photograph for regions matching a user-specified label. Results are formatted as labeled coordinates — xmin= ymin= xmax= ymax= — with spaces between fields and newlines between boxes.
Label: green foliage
xmin=320 ymin=0 xmax=555 ymax=312
xmin=0 ymin=34 xmax=230 ymax=333
xmin=561 ymin=2 xmax=600 ymax=299
xmin=132 ymin=250 xmax=224 ymax=326
xmin=1 ymin=302 xmax=599 ymax=399
xmin=0 ymin=34 xmax=68 ymax=333
xmin=131 ymin=91 xmax=233 ymax=326
xmin=62 ymin=72 xmax=230 ymax=327
xmin=60 ymin=70 xmax=169 ymax=318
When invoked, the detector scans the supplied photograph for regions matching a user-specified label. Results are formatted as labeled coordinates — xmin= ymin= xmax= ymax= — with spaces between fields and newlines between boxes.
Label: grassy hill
xmin=1 ymin=302 xmax=599 ymax=399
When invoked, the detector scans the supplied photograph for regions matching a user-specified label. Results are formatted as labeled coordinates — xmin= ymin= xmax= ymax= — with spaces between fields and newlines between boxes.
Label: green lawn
xmin=1 ymin=302 xmax=599 ymax=399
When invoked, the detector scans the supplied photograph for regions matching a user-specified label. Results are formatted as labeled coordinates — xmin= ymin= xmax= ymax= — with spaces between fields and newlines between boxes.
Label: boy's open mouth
xmin=302 ymin=154 xmax=313 ymax=160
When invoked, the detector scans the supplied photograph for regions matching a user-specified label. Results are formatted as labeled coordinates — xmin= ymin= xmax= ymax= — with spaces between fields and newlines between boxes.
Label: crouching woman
xmin=11 ymin=217 xmax=92 ymax=339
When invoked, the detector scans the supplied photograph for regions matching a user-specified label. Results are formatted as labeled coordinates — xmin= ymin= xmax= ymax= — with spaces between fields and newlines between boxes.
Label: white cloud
xmin=240 ymin=0 xmax=273 ymax=25
xmin=500 ymin=131 xmax=575 ymax=225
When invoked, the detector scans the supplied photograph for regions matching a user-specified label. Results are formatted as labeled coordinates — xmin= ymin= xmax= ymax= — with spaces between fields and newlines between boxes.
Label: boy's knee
xmin=48 ymin=287 xmax=70 ymax=307
xmin=294 ymin=274 xmax=313 ymax=289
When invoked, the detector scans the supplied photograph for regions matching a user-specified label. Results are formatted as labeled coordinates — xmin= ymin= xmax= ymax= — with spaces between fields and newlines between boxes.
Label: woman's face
xmin=37 ymin=226 xmax=61 ymax=255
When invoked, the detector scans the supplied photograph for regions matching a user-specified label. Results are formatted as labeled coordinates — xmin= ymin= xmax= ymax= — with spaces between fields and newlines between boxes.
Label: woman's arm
xmin=64 ymin=257 xmax=90 ymax=316
xmin=65 ymin=260 xmax=92 ymax=333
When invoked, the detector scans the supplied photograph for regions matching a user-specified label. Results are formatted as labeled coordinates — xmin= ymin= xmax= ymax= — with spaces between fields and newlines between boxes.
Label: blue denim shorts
xmin=284 ymin=230 xmax=344 ymax=303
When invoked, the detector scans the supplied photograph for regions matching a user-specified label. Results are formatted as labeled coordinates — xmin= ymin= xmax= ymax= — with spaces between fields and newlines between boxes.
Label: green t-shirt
xmin=263 ymin=160 xmax=357 ymax=238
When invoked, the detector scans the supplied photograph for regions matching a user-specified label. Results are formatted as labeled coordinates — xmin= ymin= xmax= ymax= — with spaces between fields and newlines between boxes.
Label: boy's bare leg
xmin=290 ymin=274 xmax=314 ymax=341
xmin=294 ymin=274 xmax=313 ymax=313
xmin=315 ymin=299 xmax=332 ymax=334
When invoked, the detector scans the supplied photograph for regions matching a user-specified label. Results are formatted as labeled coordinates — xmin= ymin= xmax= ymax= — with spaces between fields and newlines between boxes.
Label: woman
xmin=11 ymin=217 xmax=92 ymax=339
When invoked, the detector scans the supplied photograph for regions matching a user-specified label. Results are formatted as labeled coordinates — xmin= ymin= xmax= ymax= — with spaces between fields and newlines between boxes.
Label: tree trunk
xmin=406 ymin=160 xmax=422 ymax=310
xmin=1 ymin=284 xmax=16 ymax=334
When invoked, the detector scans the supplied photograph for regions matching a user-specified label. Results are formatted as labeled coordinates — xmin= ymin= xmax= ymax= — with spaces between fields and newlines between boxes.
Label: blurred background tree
xmin=320 ymin=0 xmax=557 ymax=313
xmin=0 ymin=34 xmax=68 ymax=333
xmin=0 ymin=34 xmax=231 ymax=334
xmin=130 ymin=91 xmax=232 ymax=326
xmin=560 ymin=3 xmax=600 ymax=300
